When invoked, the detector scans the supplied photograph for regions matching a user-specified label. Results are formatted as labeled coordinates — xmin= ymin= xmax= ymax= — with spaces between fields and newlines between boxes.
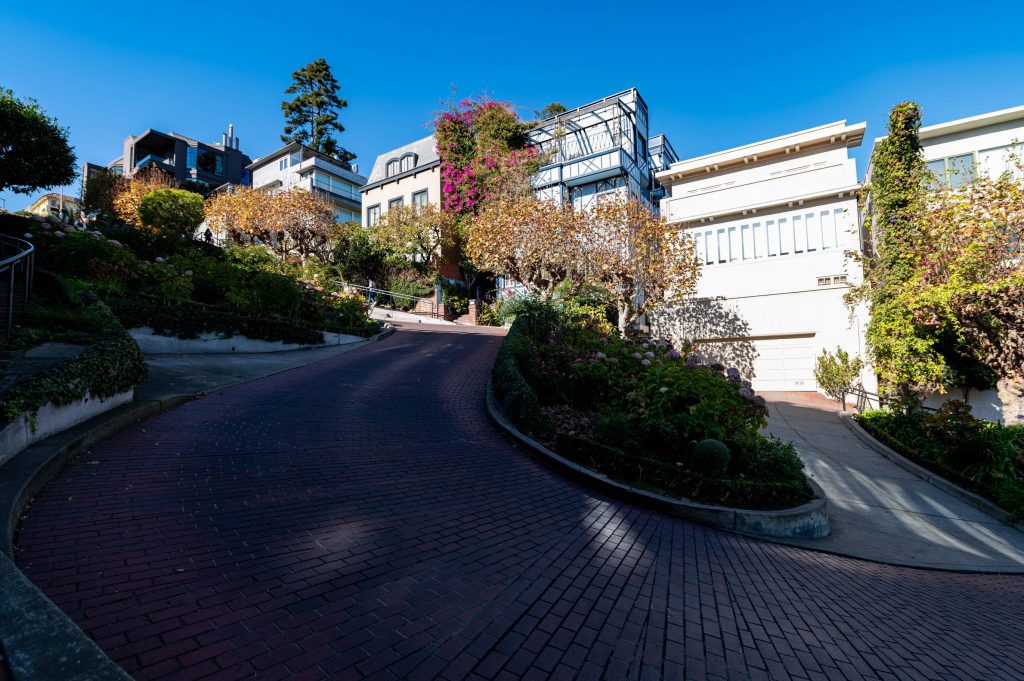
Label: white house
xmin=917 ymin=104 xmax=1024 ymax=185
xmin=247 ymin=142 xmax=366 ymax=225
xmin=651 ymin=120 xmax=875 ymax=396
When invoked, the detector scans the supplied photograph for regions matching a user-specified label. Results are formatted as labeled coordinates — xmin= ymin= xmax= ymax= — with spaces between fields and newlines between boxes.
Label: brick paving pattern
xmin=16 ymin=325 xmax=1024 ymax=680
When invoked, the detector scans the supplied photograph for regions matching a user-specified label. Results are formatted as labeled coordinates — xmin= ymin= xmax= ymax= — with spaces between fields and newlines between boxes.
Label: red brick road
xmin=16 ymin=326 xmax=1024 ymax=680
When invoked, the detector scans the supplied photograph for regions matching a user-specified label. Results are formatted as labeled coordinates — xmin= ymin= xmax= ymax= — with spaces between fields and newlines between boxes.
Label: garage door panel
xmin=750 ymin=336 xmax=817 ymax=391
xmin=701 ymin=336 xmax=816 ymax=391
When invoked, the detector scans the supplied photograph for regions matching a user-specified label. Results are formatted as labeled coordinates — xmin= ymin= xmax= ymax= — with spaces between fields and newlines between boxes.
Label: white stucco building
xmin=247 ymin=142 xmax=366 ymax=225
xmin=652 ymin=120 xmax=875 ymax=395
xmin=917 ymin=104 xmax=1024 ymax=185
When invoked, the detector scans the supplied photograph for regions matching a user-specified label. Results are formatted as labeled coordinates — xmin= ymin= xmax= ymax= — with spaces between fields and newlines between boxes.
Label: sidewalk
xmin=762 ymin=391 xmax=1024 ymax=572
xmin=136 ymin=339 xmax=372 ymax=402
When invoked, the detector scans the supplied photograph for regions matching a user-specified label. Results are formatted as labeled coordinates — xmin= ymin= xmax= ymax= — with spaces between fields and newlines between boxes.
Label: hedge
xmin=104 ymin=293 xmax=380 ymax=345
xmin=491 ymin=316 xmax=552 ymax=440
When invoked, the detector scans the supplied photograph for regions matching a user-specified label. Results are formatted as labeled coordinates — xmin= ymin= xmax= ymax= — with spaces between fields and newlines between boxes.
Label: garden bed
xmin=105 ymin=293 xmax=379 ymax=346
xmin=0 ymin=289 xmax=147 ymax=466
xmin=491 ymin=303 xmax=816 ymax=512
xmin=856 ymin=405 xmax=1024 ymax=521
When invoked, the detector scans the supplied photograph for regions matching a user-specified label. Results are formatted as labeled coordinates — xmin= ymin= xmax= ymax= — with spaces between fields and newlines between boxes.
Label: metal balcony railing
xmin=0 ymin=235 xmax=35 ymax=338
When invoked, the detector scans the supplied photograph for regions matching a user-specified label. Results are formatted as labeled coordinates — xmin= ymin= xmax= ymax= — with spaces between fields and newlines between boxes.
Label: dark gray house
xmin=106 ymin=124 xmax=252 ymax=190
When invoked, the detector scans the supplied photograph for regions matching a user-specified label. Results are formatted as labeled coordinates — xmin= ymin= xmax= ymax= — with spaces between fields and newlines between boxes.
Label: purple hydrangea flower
xmin=666 ymin=349 xmax=682 ymax=360
xmin=645 ymin=351 xmax=655 ymax=358
xmin=641 ymin=359 xmax=651 ymax=366
xmin=632 ymin=352 xmax=642 ymax=359
xmin=738 ymin=387 xmax=754 ymax=400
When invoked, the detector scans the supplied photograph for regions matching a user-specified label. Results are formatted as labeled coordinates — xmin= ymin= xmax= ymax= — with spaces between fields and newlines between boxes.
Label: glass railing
xmin=311 ymin=177 xmax=360 ymax=201
xmin=135 ymin=154 xmax=173 ymax=169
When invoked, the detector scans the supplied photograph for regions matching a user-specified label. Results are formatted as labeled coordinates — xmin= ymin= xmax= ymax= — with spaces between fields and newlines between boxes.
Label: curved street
xmin=16 ymin=325 xmax=1024 ymax=681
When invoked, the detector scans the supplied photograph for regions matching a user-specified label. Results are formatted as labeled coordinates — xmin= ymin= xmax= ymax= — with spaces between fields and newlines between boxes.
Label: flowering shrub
xmin=17 ymin=214 xmax=376 ymax=336
xmin=434 ymin=97 xmax=541 ymax=218
xmin=493 ymin=303 xmax=811 ymax=509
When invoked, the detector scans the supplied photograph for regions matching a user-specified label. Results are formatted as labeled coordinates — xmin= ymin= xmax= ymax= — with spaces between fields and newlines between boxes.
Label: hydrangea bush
xmin=495 ymin=302 xmax=812 ymax=509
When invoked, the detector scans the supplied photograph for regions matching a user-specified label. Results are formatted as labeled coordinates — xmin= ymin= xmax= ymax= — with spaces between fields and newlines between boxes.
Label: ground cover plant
xmin=857 ymin=404 xmax=1024 ymax=520
xmin=492 ymin=300 xmax=812 ymax=509
xmin=0 ymin=273 xmax=147 ymax=424
xmin=18 ymin=213 xmax=378 ymax=340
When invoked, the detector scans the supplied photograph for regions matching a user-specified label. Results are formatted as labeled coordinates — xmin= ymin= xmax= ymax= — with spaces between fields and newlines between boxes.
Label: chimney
xmin=235 ymin=137 xmax=240 ymax=150
xmin=222 ymin=132 xmax=227 ymax=146
xmin=351 ymin=163 xmax=359 ymax=174
xmin=228 ymin=123 xmax=234 ymax=145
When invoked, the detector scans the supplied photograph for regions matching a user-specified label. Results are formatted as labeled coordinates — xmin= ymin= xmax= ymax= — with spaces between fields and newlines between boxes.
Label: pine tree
xmin=280 ymin=58 xmax=354 ymax=162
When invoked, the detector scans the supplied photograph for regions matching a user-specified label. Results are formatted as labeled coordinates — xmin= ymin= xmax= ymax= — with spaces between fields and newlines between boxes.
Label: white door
xmin=748 ymin=336 xmax=816 ymax=391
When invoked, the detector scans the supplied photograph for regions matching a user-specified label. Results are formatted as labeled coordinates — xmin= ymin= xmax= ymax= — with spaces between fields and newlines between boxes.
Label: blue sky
xmin=3 ymin=0 xmax=1024 ymax=211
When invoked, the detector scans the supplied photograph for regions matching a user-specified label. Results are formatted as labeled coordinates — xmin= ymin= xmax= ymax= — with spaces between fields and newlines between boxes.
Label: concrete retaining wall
xmin=486 ymin=380 xmax=830 ymax=540
xmin=0 ymin=390 xmax=134 ymax=469
xmin=129 ymin=327 xmax=363 ymax=354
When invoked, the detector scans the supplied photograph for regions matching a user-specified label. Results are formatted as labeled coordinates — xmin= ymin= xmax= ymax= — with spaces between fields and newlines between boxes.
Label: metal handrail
xmin=333 ymin=281 xmax=438 ymax=318
xmin=839 ymin=385 xmax=938 ymax=413
xmin=0 ymin=235 xmax=35 ymax=338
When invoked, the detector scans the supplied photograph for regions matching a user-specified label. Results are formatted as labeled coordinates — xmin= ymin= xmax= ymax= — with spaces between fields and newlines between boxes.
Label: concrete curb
xmin=839 ymin=412 xmax=1024 ymax=533
xmin=0 ymin=396 xmax=188 ymax=681
xmin=0 ymin=323 xmax=396 ymax=681
xmin=486 ymin=379 xmax=830 ymax=540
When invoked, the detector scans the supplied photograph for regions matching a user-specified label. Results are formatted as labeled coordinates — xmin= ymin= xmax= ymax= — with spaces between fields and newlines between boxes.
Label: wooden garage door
xmin=749 ymin=336 xmax=816 ymax=391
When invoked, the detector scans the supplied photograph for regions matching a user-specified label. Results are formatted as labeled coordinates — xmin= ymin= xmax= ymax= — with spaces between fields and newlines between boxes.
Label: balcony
xmin=134 ymin=154 xmax=174 ymax=171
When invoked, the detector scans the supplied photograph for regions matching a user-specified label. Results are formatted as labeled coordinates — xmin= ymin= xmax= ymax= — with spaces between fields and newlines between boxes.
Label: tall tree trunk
xmin=617 ymin=305 xmax=629 ymax=336
xmin=997 ymin=375 xmax=1024 ymax=426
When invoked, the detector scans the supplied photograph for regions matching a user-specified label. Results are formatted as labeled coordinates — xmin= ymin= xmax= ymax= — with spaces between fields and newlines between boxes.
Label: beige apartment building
xmin=360 ymin=135 xmax=441 ymax=226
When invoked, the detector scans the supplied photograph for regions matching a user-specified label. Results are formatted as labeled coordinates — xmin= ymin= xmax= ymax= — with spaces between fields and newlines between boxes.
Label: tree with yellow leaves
xmin=580 ymin=196 xmax=701 ymax=334
xmin=902 ymin=166 xmax=1024 ymax=424
xmin=368 ymin=203 xmax=452 ymax=268
xmin=204 ymin=187 xmax=336 ymax=263
xmin=111 ymin=165 xmax=174 ymax=227
xmin=467 ymin=196 xmax=585 ymax=299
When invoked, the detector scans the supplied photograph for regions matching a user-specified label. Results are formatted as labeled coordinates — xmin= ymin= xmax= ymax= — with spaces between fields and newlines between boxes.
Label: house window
xmin=400 ymin=155 xmax=415 ymax=172
xmin=412 ymin=190 xmax=428 ymax=208
xmin=947 ymin=154 xmax=976 ymax=188
xmin=817 ymin=276 xmax=832 ymax=287
xmin=196 ymin=149 xmax=223 ymax=177
xmin=979 ymin=145 xmax=1023 ymax=180
xmin=367 ymin=204 xmax=381 ymax=226
xmin=279 ymin=158 xmax=288 ymax=171
xmin=386 ymin=160 xmax=399 ymax=177
xmin=927 ymin=153 xmax=978 ymax=188
xmin=833 ymin=275 xmax=848 ymax=284
xmin=388 ymin=197 xmax=403 ymax=211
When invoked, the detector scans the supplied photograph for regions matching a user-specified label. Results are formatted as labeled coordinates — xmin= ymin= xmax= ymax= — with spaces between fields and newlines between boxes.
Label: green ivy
xmin=0 ymin=294 xmax=147 ymax=424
